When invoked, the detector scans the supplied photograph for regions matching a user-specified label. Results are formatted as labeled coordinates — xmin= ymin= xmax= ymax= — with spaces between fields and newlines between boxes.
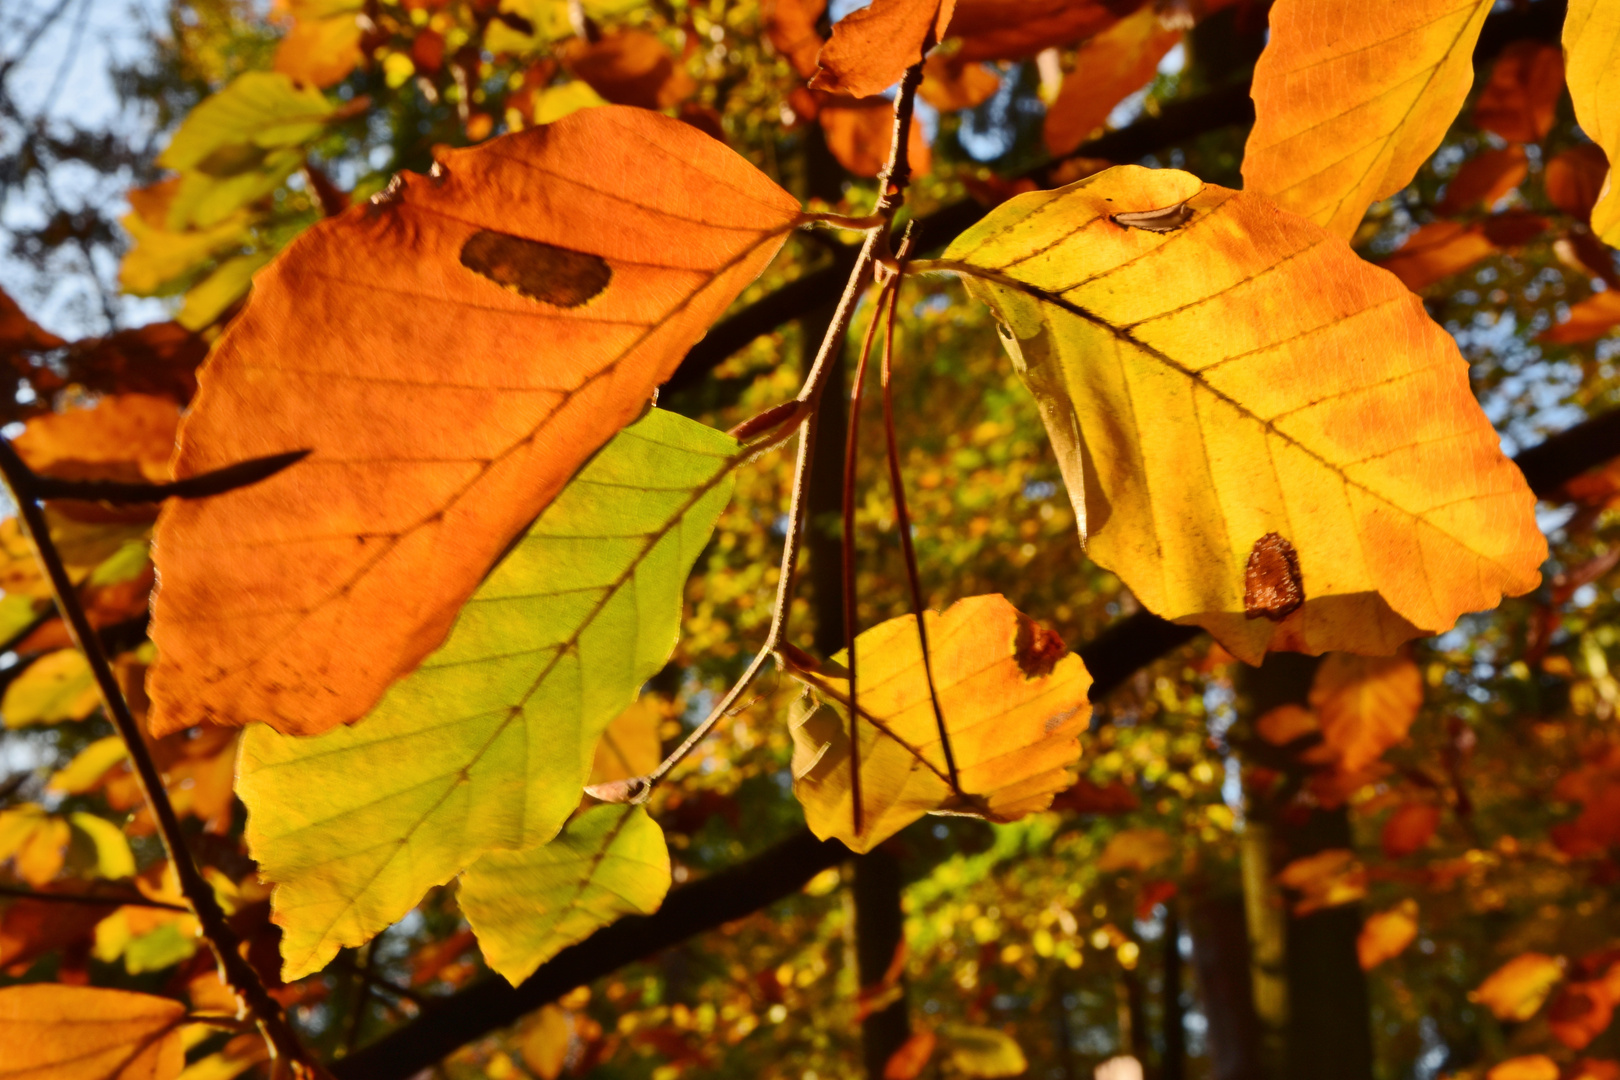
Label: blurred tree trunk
xmin=1189 ymin=892 xmax=1265 ymax=1080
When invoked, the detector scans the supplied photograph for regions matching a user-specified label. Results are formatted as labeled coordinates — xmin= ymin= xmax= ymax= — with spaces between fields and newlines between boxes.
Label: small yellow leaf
xmin=1472 ymin=952 xmax=1566 ymax=1022
xmin=1309 ymin=653 xmax=1423 ymax=773
xmin=1276 ymin=849 xmax=1366 ymax=914
xmin=272 ymin=0 xmax=363 ymax=89
xmin=3 ymin=649 xmax=101 ymax=727
xmin=70 ymin=812 xmax=137 ymax=880
xmin=1565 ymin=0 xmax=1620 ymax=246
xmin=588 ymin=696 xmax=665 ymax=788
xmin=1096 ymin=828 xmax=1175 ymax=873
xmin=786 ymin=594 xmax=1090 ymax=853
xmin=519 ymin=1005 xmax=573 ymax=1080
xmin=938 ymin=1023 xmax=1028 ymax=1078
xmin=1357 ymin=899 xmax=1418 ymax=970
xmin=0 ymin=983 xmax=186 ymax=1080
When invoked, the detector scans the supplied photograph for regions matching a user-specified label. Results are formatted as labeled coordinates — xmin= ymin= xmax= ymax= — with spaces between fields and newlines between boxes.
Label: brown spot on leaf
xmin=1014 ymin=617 xmax=1068 ymax=678
xmin=1112 ymin=201 xmax=1194 ymax=232
xmin=459 ymin=229 xmax=612 ymax=308
xmin=1244 ymin=532 xmax=1304 ymax=621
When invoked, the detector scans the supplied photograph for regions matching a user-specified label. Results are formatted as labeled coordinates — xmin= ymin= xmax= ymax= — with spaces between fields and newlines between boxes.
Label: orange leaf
xmin=1244 ymin=0 xmax=1495 ymax=238
xmin=15 ymin=394 xmax=180 ymax=485
xmin=1572 ymin=1060 xmax=1620 ymax=1080
xmin=1276 ymin=848 xmax=1366 ymax=914
xmin=1472 ymin=952 xmax=1566 ymax=1022
xmin=1255 ymin=703 xmax=1318 ymax=746
xmin=1539 ymin=288 xmax=1620 ymax=345
xmin=1097 ymin=827 xmax=1175 ymax=873
xmin=885 ymin=1030 xmax=938 ymax=1080
xmin=1436 ymin=146 xmax=1529 ymax=215
xmin=1551 ymin=982 xmax=1617 ymax=1051
xmin=564 ymin=30 xmax=696 ymax=110
xmin=819 ymin=97 xmax=932 ymax=178
xmin=1379 ymin=219 xmax=1495 ymax=289
xmin=272 ymin=1 xmax=363 ymax=89
xmin=0 ymin=287 xmax=65 ymax=354
xmin=1309 ymin=654 xmax=1423 ymax=774
xmin=1487 ymin=1057 xmax=1561 ymax=1080
xmin=1380 ymin=801 xmax=1440 ymax=859
xmin=0 ymin=984 xmax=186 ymax=1079
xmin=949 ymin=0 xmax=1146 ymax=62
xmin=1547 ymin=144 xmax=1612 ymax=222
xmin=1042 ymin=5 xmax=1182 ymax=157
xmin=1472 ymin=40 xmax=1565 ymax=144
xmin=811 ymin=0 xmax=955 ymax=99
xmin=1357 ymin=899 xmax=1418 ymax=970
xmin=146 ymin=107 xmax=802 ymax=736
xmin=918 ymin=52 xmax=999 ymax=112
xmin=765 ymin=0 xmax=828 ymax=80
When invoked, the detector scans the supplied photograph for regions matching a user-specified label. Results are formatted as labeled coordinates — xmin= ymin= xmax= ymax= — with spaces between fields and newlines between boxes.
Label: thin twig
xmin=0 ymin=438 xmax=323 ymax=1078
xmin=881 ymin=247 xmax=959 ymax=793
xmin=0 ymin=882 xmax=190 ymax=912
xmin=30 ymin=450 xmax=310 ymax=504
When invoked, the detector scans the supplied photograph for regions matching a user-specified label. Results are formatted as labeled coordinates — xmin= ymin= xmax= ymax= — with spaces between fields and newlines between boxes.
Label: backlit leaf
xmin=518 ymin=1006 xmax=573 ymax=1080
xmin=589 ymin=696 xmax=666 ymax=787
xmin=1539 ymin=289 xmax=1620 ymax=345
xmin=0 ymin=984 xmax=186 ymax=1080
xmin=176 ymin=252 xmax=274 ymax=332
xmin=1381 ymin=801 xmax=1440 ymax=858
xmin=1276 ymin=848 xmax=1366 ymax=914
xmin=1472 ymin=952 xmax=1566 ymax=1022
xmin=157 ymin=72 xmax=336 ymax=174
xmin=563 ymin=30 xmax=696 ymax=110
xmin=272 ymin=0 xmax=364 ymax=89
xmin=1243 ymin=0 xmax=1494 ymax=238
xmin=15 ymin=394 xmax=179 ymax=484
xmin=3 ymin=650 xmax=100 ymax=728
xmin=938 ymin=165 xmax=1544 ymax=663
xmin=48 ymin=736 xmax=129 ymax=795
xmin=786 ymin=594 xmax=1091 ymax=854
xmin=918 ymin=52 xmax=999 ymax=112
xmin=765 ymin=0 xmax=828 ymax=79
xmin=820 ymin=97 xmax=932 ymax=178
xmin=1379 ymin=220 xmax=1498 ymax=292
xmin=1564 ymin=0 xmax=1620 ymax=245
xmin=459 ymin=804 xmax=670 ymax=984
xmin=938 ymin=1023 xmax=1028 ymax=1078
xmin=1096 ymin=827 xmax=1174 ymax=873
xmin=1472 ymin=41 xmax=1564 ymax=145
xmin=1043 ymin=5 xmax=1183 ymax=157
xmin=810 ymin=0 xmax=955 ymax=99
xmin=69 ymin=812 xmax=137 ymax=880
xmin=238 ymin=410 xmax=739 ymax=979
xmin=948 ymin=0 xmax=1145 ymax=62
xmin=149 ymin=106 xmax=800 ymax=737
xmin=1357 ymin=899 xmax=1418 ymax=970
xmin=1435 ymin=146 xmax=1528 ymax=215
xmin=1308 ymin=653 xmax=1423 ymax=773
xmin=1488 ymin=1058 xmax=1561 ymax=1080
xmin=0 ymin=804 xmax=70 ymax=886
xmin=884 ymin=1030 xmax=937 ymax=1080
xmin=1255 ymin=703 xmax=1318 ymax=746
xmin=1547 ymin=144 xmax=1611 ymax=222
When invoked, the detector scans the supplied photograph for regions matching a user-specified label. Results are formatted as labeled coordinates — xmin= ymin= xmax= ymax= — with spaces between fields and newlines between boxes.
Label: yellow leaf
xmin=174 ymin=1032 xmax=269 ymax=1080
xmin=1096 ymin=827 xmax=1174 ymax=873
xmin=157 ymin=72 xmax=336 ymax=173
xmin=1309 ymin=653 xmax=1423 ymax=773
xmin=459 ymin=805 xmax=670 ymax=984
xmin=147 ymin=106 xmax=802 ymax=737
xmin=1043 ymin=5 xmax=1183 ymax=157
xmin=1565 ymin=0 xmax=1620 ymax=246
xmin=936 ymin=165 xmax=1544 ymax=663
xmin=786 ymin=594 xmax=1090 ymax=853
xmin=3 ymin=650 xmax=100 ymax=727
xmin=1242 ymin=0 xmax=1495 ymax=238
xmin=177 ymin=251 xmax=275 ymax=332
xmin=1276 ymin=848 xmax=1366 ymax=914
xmin=70 ymin=812 xmax=137 ymax=880
xmin=519 ymin=1005 xmax=573 ymax=1080
xmin=1488 ymin=1057 xmax=1562 ymax=1080
xmin=531 ymin=81 xmax=608 ymax=125
xmin=1472 ymin=952 xmax=1566 ymax=1022
xmin=0 ymin=805 xmax=71 ymax=886
xmin=589 ymin=696 xmax=665 ymax=787
xmin=48 ymin=735 xmax=129 ymax=795
xmin=938 ymin=1023 xmax=1028 ymax=1078
xmin=272 ymin=0 xmax=363 ymax=89
xmin=118 ymin=210 xmax=250 ymax=298
xmin=0 ymin=984 xmax=186 ymax=1080
xmin=1357 ymin=899 xmax=1418 ymax=970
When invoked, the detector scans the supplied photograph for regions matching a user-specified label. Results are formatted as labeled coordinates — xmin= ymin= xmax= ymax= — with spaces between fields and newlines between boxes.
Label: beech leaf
xmin=148 ymin=106 xmax=801 ymax=737
xmin=937 ymin=165 xmax=1544 ymax=663
xmin=1564 ymin=0 xmax=1620 ymax=246
xmin=1242 ymin=0 xmax=1495 ymax=239
xmin=1473 ymin=952 xmax=1566 ymax=1022
xmin=272 ymin=0 xmax=364 ymax=89
xmin=810 ymin=0 xmax=955 ymax=99
xmin=1379 ymin=221 xmax=1497 ymax=293
xmin=1541 ymin=289 xmax=1620 ymax=346
xmin=785 ymin=594 xmax=1091 ymax=854
xmin=1357 ymin=899 xmax=1418 ymax=970
xmin=1308 ymin=653 xmax=1424 ymax=773
xmin=238 ymin=409 xmax=739 ymax=979
xmin=0 ymin=983 xmax=186 ymax=1080
xmin=1042 ymin=5 xmax=1183 ymax=158
xmin=1472 ymin=41 xmax=1564 ymax=145
xmin=459 ymin=804 xmax=670 ymax=984
xmin=948 ymin=0 xmax=1146 ymax=63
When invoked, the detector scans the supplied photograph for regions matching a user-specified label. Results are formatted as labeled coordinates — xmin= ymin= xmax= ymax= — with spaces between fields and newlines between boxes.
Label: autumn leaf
xmin=237 ymin=410 xmax=739 ymax=979
xmin=1357 ymin=899 xmax=1418 ymax=970
xmin=1539 ymin=289 xmax=1620 ymax=346
xmin=272 ymin=0 xmax=364 ymax=89
xmin=884 ymin=1030 xmax=938 ymax=1080
xmin=459 ymin=804 xmax=670 ymax=984
xmin=1436 ymin=147 xmax=1529 ymax=215
xmin=563 ymin=30 xmax=696 ymax=110
xmin=948 ymin=0 xmax=1146 ymax=62
xmin=0 ymin=804 xmax=70 ymax=886
xmin=589 ymin=696 xmax=666 ymax=788
xmin=0 ymin=984 xmax=187 ymax=1080
xmin=1564 ymin=0 xmax=1620 ymax=246
xmin=1381 ymin=801 xmax=1441 ymax=859
xmin=917 ymin=52 xmax=999 ymax=112
xmin=1488 ymin=1058 xmax=1561 ymax=1080
xmin=937 ymin=1023 xmax=1028 ymax=1078
xmin=1096 ymin=827 xmax=1175 ymax=873
xmin=1551 ymin=981 xmax=1618 ymax=1051
xmin=1309 ymin=653 xmax=1423 ymax=774
xmin=1472 ymin=41 xmax=1564 ymax=145
xmin=0 ymin=287 xmax=65 ymax=354
xmin=1547 ymin=144 xmax=1612 ymax=222
xmin=177 ymin=252 xmax=275 ymax=332
xmin=1243 ymin=0 xmax=1495 ymax=238
xmin=1380 ymin=222 xmax=1497 ymax=292
xmin=936 ymin=165 xmax=1544 ymax=663
xmin=3 ymin=650 xmax=100 ymax=728
xmin=819 ymin=97 xmax=932 ymax=178
xmin=149 ymin=106 xmax=801 ymax=737
xmin=1043 ymin=5 xmax=1183 ymax=157
xmin=785 ymin=594 xmax=1090 ymax=853
xmin=14 ymin=394 xmax=179 ymax=484
xmin=764 ymin=0 xmax=828 ymax=80
xmin=519 ymin=1006 xmax=574 ymax=1079
xmin=1255 ymin=703 xmax=1318 ymax=747
xmin=810 ymin=0 xmax=955 ymax=99
xmin=1276 ymin=849 xmax=1366 ymax=914
xmin=1472 ymin=952 xmax=1566 ymax=1021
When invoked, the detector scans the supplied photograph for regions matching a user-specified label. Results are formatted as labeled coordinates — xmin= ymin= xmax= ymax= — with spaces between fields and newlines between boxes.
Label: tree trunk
xmin=1189 ymin=893 xmax=1265 ymax=1080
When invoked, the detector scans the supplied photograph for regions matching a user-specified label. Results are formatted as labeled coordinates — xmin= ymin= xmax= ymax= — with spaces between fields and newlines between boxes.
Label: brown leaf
xmin=1309 ymin=653 xmax=1423 ymax=774
xmin=1539 ymin=288 xmax=1620 ymax=345
xmin=1551 ymin=982 xmax=1617 ymax=1051
xmin=563 ymin=30 xmax=696 ymax=110
xmin=918 ymin=52 xmax=999 ymax=112
xmin=0 ymin=983 xmax=186 ymax=1079
xmin=1472 ymin=40 xmax=1565 ymax=144
xmin=1547 ymin=144 xmax=1613 ymax=222
xmin=819 ymin=96 xmax=932 ymax=177
xmin=811 ymin=0 xmax=955 ymax=99
xmin=1381 ymin=801 xmax=1440 ymax=858
xmin=765 ymin=0 xmax=828 ymax=79
xmin=0 ymin=288 xmax=65 ymax=356
xmin=1043 ymin=5 xmax=1183 ymax=157
xmin=62 ymin=323 xmax=207 ymax=405
xmin=1555 ymin=230 xmax=1620 ymax=290
xmin=1481 ymin=210 xmax=1550 ymax=248
xmin=1436 ymin=146 xmax=1528 ymax=215
xmin=1379 ymin=220 xmax=1497 ymax=292
xmin=146 ymin=107 xmax=802 ymax=736
xmin=15 ymin=394 xmax=179 ymax=485
xmin=949 ymin=0 xmax=1147 ymax=62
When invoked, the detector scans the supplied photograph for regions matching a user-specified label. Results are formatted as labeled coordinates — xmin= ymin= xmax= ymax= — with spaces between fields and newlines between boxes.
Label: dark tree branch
xmin=28 ymin=450 xmax=309 ymax=504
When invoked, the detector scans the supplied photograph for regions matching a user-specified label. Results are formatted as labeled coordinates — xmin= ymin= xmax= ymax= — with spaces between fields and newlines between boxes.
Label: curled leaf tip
xmin=584 ymin=776 xmax=649 ymax=804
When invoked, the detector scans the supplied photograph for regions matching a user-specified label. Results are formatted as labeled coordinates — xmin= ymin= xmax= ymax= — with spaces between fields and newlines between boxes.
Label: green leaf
xmin=460 ymin=804 xmax=670 ymax=984
xmin=939 ymin=1024 xmax=1028 ymax=1078
xmin=158 ymin=72 xmax=336 ymax=173
xmin=238 ymin=409 xmax=740 ymax=979
xmin=3 ymin=649 xmax=99 ymax=727
xmin=178 ymin=251 xmax=276 ymax=331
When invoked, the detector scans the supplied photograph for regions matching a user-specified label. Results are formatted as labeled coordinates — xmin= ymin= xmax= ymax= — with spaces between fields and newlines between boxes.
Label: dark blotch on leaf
xmin=1244 ymin=532 xmax=1304 ymax=621
xmin=1014 ymin=617 xmax=1067 ymax=679
xmin=459 ymin=229 xmax=612 ymax=308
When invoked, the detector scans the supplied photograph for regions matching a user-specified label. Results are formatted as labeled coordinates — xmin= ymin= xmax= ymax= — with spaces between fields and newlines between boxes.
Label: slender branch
xmin=0 ymin=438 xmax=322 ymax=1078
xmin=28 ymin=450 xmax=310 ymax=504
xmin=0 ymin=883 xmax=190 ymax=912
